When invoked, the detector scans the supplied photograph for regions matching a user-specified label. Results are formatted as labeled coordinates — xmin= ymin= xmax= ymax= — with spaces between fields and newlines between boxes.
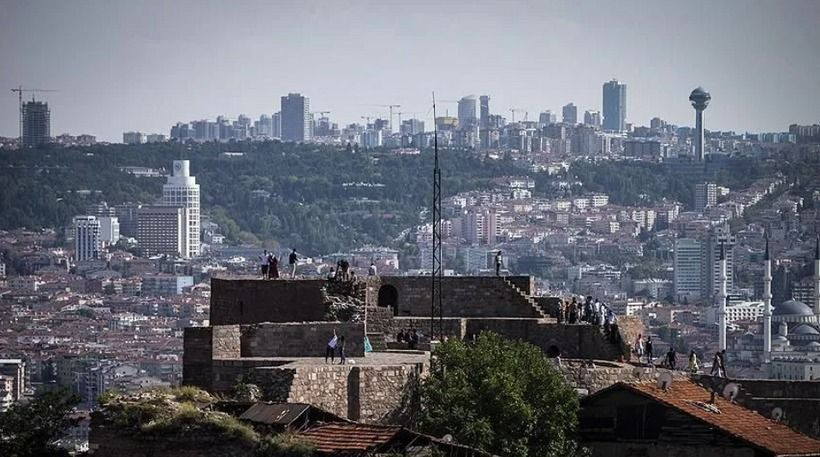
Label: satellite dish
xmin=632 ymin=367 xmax=644 ymax=380
xmin=441 ymin=434 xmax=453 ymax=443
xmin=657 ymin=371 xmax=674 ymax=390
xmin=723 ymin=383 xmax=740 ymax=402
xmin=771 ymin=407 xmax=784 ymax=422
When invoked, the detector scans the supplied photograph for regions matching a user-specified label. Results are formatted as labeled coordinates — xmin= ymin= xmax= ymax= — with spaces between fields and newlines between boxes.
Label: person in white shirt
xmin=325 ymin=330 xmax=338 ymax=364
xmin=368 ymin=262 xmax=377 ymax=276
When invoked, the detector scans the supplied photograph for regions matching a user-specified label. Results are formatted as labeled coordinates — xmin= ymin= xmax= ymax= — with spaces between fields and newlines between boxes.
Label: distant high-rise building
xmin=584 ymin=110 xmax=601 ymax=128
xmin=703 ymin=226 xmax=735 ymax=301
xmin=562 ymin=103 xmax=578 ymax=125
xmin=694 ymin=182 xmax=717 ymax=211
xmin=145 ymin=134 xmax=166 ymax=143
xmin=689 ymin=87 xmax=711 ymax=161
xmin=280 ymin=93 xmax=311 ymax=142
xmin=400 ymin=119 xmax=425 ymax=136
xmin=272 ymin=112 xmax=282 ymax=139
xmin=458 ymin=95 xmax=478 ymax=129
xmin=123 ymin=131 xmax=145 ymax=145
xmin=73 ymin=216 xmax=101 ymax=262
xmin=674 ymin=238 xmax=703 ymax=301
xmin=115 ymin=203 xmax=141 ymax=238
xmin=22 ymin=99 xmax=50 ymax=147
xmin=539 ymin=111 xmax=557 ymax=125
xmin=162 ymin=160 xmax=200 ymax=258
xmin=98 ymin=216 xmax=120 ymax=246
xmin=479 ymin=95 xmax=490 ymax=129
xmin=602 ymin=79 xmax=627 ymax=132
xmin=137 ymin=205 xmax=186 ymax=257
xmin=650 ymin=117 xmax=666 ymax=130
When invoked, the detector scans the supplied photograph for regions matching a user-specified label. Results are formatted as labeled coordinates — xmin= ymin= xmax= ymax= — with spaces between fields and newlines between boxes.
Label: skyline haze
xmin=2 ymin=0 xmax=819 ymax=142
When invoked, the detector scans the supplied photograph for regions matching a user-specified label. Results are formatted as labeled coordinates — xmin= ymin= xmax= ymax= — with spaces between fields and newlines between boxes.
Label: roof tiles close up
xmin=625 ymin=380 xmax=820 ymax=456
xmin=299 ymin=423 xmax=402 ymax=453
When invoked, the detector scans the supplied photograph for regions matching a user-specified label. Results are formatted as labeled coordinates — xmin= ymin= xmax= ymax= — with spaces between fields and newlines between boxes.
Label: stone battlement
xmin=209 ymin=275 xmax=540 ymax=325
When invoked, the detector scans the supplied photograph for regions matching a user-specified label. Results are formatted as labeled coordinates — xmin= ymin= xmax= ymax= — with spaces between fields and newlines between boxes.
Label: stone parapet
xmin=240 ymin=321 xmax=364 ymax=358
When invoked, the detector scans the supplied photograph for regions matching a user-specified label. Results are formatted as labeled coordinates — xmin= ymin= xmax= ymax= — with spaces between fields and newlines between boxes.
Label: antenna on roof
xmin=657 ymin=371 xmax=673 ymax=391
xmin=771 ymin=407 xmax=784 ymax=422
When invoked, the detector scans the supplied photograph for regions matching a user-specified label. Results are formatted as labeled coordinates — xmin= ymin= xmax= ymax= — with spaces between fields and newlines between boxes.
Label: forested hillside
xmin=0 ymin=142 xmax=520 ymax=254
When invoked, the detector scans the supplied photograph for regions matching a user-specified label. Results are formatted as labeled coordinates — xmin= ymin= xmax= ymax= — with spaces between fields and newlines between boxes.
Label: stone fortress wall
xmin=186 ymin=275 xmax=640 ymax=424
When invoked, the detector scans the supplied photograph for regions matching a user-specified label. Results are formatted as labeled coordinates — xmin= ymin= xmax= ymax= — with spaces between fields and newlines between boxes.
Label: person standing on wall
xmin=269 ymin=253 xmax=279 ymax=279
xmin=337 ymin=335 xmax=346 ymax=365
xmin=495 ymin=250 xmax=503 ymax=276
xmin=289 ymin=248 xmax=299 ymax=278
xmin=325 ymin=330 xmax=338 ymax=364
xmin=259 ymin=250 xmax=269 ymax=279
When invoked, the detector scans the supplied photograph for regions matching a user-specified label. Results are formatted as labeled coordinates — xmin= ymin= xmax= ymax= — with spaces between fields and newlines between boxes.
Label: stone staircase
xmin=501 ymin=278 xmax=550 ymax=319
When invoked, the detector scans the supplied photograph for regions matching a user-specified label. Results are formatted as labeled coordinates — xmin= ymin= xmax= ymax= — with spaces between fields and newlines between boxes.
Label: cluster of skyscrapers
xmin=168 ymin=93 xmax=312 ymax=143
xmin=73 ymin=160 xmax=201 ymax=260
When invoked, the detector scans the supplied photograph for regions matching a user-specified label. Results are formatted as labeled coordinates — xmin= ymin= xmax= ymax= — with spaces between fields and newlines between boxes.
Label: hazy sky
xmin=2 ymin=0 xmax=819 ymax=142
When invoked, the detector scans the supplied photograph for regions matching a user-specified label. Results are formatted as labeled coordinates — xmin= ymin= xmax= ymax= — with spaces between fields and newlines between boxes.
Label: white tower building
xmin=73 ymin=216 xmax=101 ymax=261
xmin=763 ymin=236 xmax=772 ymax=363
xmin=718 ymin=242 xmax=728 ymax=351
xmin=162 ymin=160 xmax=200 ymax=258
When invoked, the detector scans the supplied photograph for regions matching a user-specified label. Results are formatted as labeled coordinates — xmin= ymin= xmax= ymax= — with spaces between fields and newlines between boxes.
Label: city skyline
xmin=1 ymin=0 xmax=819 ymax=142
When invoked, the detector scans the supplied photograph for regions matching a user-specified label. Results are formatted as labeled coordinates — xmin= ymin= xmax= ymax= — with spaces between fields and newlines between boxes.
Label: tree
xmin=417 ymin=332 xmax=583 ymax=457
xmin=0 ymin=389 xmax=80 ymax=456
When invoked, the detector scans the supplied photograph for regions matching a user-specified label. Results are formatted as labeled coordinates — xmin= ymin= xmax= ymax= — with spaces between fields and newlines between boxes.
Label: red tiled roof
xmin=299 ymin=423 xmax=401 ymax=453
xmin=623 ymin=380 xmax=820 ymax=456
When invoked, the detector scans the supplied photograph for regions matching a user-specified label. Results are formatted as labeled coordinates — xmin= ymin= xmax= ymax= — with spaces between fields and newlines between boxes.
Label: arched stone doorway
xmin=377 ymin=285 xmax=399 ymax=315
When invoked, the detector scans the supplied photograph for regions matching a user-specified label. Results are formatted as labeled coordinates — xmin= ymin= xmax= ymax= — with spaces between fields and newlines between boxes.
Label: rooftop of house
xmin=590 ymin=379 xmax=820 ymax=456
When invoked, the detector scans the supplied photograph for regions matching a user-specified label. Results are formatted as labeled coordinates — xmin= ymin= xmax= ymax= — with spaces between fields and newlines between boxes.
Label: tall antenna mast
xmin=431 ymin=92 xmax=443 ymax=341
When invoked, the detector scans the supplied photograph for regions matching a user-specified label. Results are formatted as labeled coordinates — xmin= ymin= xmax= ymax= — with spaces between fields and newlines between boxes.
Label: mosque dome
xmin=808 ymin=341 xmax=820 ymax=350
xmin=774 ymin=335 xmax=789 ymax=342
xmin=773 ymin=300 xmax=814 ymax=316
xmin=791 ymin=324 xmax=820 ymax=335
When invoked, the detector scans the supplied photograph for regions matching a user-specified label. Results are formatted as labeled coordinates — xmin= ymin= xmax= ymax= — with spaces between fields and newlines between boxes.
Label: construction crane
xmin=509 ymin=108 xmax=527 ymax=123
xmin=10 ymin=86 xmax=57 ymax=140
xmin=367 ymin=104 xmax=401 ymax=131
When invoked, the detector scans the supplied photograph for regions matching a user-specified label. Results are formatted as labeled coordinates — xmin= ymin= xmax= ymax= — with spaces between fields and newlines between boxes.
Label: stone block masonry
xmin=252 ymin=361 xmax=425 ymax=424
xmin=210 ymin=276 xmax=543 ymax=325
xmin=241 ymin=322 xmax=364 ymax=358
xmin=210 ymin=278 xmax=328 ymax=325
xmin=377 ymin=276 xmax=542 ymax=318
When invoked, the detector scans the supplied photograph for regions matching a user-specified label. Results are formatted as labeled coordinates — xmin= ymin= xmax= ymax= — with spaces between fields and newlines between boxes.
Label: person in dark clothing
xmin=340 ymin=259 xmax=350 ymax=281
xmin=289 ymin=249 xmax=299 ymax=278
xmin=397 ymin=329 xmax=406 ymax=343
xmin=260 ymin=250 xmax=269 ymax=279
xmin=718 ymin=349 xmax=727 ymax=377
xmin=645 ymin=337 xmax=654 ymax=365
xmin=495 ymin=251 xmax=503 ymax=276
xmin=711 ymin=351 xmax=724 ymax=377
xmin=665 ymin=348 xmax=677 ymax=369
xmin=337 ymin=335 xmax=346 ymax=365
xmin=409 ymin=329 xmax=418 ymax=350
xmin=268 ymin=253 xmax=279 ymax=279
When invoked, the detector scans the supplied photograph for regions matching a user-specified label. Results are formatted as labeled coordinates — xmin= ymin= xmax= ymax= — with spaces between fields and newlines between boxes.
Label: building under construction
xmin=22 ymin=99 xmax=50 ymax=147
